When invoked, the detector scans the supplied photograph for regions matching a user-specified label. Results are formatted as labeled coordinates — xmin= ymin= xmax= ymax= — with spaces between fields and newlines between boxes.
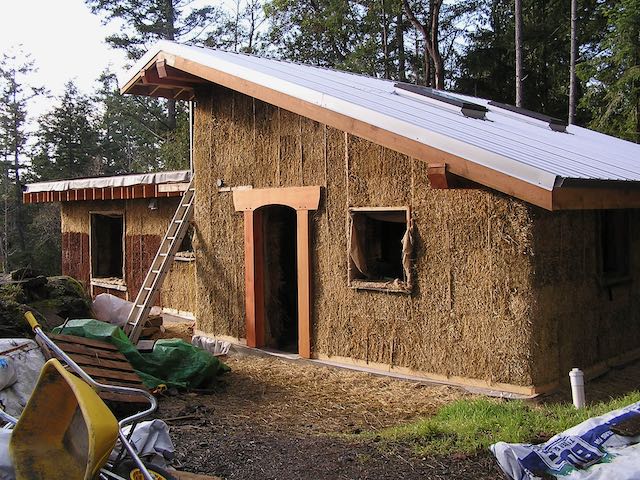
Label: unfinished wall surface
xmin=530 ymin=209 xmax=640 ymax=386
xmin=193 ymin=85 xmax=541 ymax=388
xmin=60 ymin=198 xmax=196 ymax=314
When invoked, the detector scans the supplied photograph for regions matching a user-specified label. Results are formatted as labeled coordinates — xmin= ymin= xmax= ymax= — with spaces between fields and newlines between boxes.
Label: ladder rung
xmin=152 ymin=270 xmax=160 ymax=274
xmin=160 ymin=253 xmax=168 ymax=257
xmin=174 ymin=220 xmax=183 ymax=223
xmin=144 ymin=287 xmax=152 ymax=291
xmin=167 ymin=236 xmax=175 ymax=240
xmin=136 ymin=304 xmax=145 ymax=308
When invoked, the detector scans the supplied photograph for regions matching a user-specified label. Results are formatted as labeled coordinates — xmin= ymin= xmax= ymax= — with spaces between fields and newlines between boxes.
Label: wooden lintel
xmin=233 ymin=186 xmax=321 ymax=211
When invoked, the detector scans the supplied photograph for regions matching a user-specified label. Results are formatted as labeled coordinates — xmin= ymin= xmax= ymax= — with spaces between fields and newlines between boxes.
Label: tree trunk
xmin=568 ymin=0 xmax=578 ymax=124
xmin=381 ymin=0 xmax=390 ymax=79
xmin=402 ymin=0 xmax=444 ymax=89
xmin=397 ymin=10 xmax=407 ymax=81
xmin=515 ymin=0 xmax=524 ymax=107
xmin=164 ymin=0 xmax=177 ymax=130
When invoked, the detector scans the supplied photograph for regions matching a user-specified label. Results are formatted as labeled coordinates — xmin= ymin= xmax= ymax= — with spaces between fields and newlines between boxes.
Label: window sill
xmin=174 ymin=252 xmax=195 ymax=262
xmin=349 ymin=279 xmax=411 ymax=294
xmin=91 ymin=278 xmax=127 ymax=291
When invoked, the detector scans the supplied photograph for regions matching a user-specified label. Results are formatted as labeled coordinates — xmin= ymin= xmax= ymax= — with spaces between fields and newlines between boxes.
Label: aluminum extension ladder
xmin=126 ymin=177 xmax=195 ymax=344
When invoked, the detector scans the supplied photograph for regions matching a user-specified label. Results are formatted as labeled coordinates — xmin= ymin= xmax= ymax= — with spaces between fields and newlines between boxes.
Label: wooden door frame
xmin=233 ymin=186 xmax=321 ymax=358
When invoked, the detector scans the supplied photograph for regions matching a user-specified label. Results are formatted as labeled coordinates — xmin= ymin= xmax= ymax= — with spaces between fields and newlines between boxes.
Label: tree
xmin=514 ymin=0 xmax=523 ymax=106
xmin=568 ymin=0 xmax=578 ymax=124
xmin=579 ymin=0 xmax=640 ymax=142
xmin=31 ymin=82 xmax=100 ymax=181
xmin=0 ymin=49 xmax=45 ymax=268
xmin=403 ymin=0 xmax=445 ymax=89
xmin=86 ymin=0 xmax=223 ymax=129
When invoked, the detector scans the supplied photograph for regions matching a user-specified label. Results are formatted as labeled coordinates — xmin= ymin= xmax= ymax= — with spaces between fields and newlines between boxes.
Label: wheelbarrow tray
xmin=10 ymin=358 xmax=119 ymax=480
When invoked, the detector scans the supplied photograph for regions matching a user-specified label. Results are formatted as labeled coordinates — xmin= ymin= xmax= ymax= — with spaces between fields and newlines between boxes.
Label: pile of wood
xmin=140 ymin=315 xmax=164 ymax=338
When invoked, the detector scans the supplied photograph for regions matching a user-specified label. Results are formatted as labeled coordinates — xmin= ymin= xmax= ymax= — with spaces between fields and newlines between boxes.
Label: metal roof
xmin=119 ymin=41 xmax=640 ymax=210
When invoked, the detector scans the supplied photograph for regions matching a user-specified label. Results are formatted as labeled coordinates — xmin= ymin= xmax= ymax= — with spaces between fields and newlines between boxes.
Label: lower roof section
xmin=23 ymin=170 xmax=190 ymax=204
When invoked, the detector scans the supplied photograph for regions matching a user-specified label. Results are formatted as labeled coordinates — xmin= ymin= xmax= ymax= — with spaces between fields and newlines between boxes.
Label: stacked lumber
xmin=37 ymin=333 xmax=148 ymax=404
xmin=140 ymin=315 xmax=164 ymax=338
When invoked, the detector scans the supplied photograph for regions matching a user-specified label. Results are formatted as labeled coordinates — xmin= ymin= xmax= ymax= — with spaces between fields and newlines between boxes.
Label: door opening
xmin=261 ymin=205 xmax=298 ymax=353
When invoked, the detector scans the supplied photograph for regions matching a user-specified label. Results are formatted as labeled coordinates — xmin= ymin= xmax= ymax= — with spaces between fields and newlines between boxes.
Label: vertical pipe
xmin=189 ymin=101 xmax=194 ymax=174
xmin=569 ymin=368 xmax=585 ymax=408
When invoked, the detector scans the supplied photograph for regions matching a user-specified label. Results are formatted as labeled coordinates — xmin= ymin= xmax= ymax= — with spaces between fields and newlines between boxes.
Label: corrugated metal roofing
xmin=120 ymin=41 xmax=640 ymax=191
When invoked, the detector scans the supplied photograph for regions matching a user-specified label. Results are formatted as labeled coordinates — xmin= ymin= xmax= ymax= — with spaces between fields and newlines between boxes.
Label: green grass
xmin=373 ymin=391 xmax=640 ymax=455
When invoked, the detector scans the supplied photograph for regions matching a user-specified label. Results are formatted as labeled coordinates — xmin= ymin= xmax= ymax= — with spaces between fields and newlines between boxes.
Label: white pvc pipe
xmin=569 ymin=368 xmax=585 ymax=409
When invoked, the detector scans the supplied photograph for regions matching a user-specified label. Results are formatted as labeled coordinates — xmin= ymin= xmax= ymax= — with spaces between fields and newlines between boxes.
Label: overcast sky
xmin=0 ymin=0 xmax=131 ymax=120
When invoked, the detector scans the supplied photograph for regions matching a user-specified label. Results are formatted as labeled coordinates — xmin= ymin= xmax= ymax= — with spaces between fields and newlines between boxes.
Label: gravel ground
xmin=155 ymin=351 xmax=504 ymax=479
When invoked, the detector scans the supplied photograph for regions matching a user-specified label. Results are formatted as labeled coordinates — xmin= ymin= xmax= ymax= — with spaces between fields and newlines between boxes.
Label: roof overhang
xmin=23 ymin=170 xmax=191 ymax=204
xmin=120 ymin=43 xmax=640 ymax=211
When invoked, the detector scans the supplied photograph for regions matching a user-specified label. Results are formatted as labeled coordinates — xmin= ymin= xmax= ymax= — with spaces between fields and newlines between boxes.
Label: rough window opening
xmin=91 ymin=213 xmax=124 ymax=280
xmin=175 ymin=224 xmax=195 ymax=261
xmin=349 ymin=208 xmax=412 ymax=293
xmin=599 ymin=210 xmax=630 ymax=285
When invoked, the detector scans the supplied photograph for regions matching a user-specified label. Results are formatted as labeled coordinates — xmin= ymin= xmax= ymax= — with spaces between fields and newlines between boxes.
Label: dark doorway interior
xmin=91 ymin=213 xmax=124 ymax=278
xmin=261 ymin=205 xmax=298 ymax=353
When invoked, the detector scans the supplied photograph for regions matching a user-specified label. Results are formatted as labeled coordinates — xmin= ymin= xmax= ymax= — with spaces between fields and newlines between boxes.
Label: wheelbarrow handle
xmin=24 ymin=311 xmax=40 ymax=332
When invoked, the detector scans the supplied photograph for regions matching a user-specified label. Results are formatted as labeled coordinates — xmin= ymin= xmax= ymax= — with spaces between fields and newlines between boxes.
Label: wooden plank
xmin=50 ymin=334 xmax=119 ymax=351
xmin=233 ymin=185 xmax=321 ymax=211
xmin=151 ymin=54 xmax=554 ymax=210
xmin=66 ymin=353 xmax=134 ymax=372
xmin=158 ymin=183 xmax=190 ymax=193
xmin=99 ymin=390 xmax=149 ymax=404
xmin=80 ymin=365 xmax=143 ymax=383
xmin=51 ymin=341 xmax=127 ymax=361
xmin=297 ymin=209 xmax=311 ymax=358
xmin=552 ymin=186 xmax=640 ymax=210
xmin=243 ymin=210 xmax=259 ymax=348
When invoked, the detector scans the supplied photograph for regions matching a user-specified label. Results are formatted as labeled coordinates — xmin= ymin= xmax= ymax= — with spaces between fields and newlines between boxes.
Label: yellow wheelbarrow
xmin=0 ymin=312 xmax=176 ymax=480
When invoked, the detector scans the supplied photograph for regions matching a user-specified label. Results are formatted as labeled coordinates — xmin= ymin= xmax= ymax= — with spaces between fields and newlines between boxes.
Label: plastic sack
xmin=92 ymin=293 xmax=161 ymax=328
xmin=491 ymin=400 xmax=640 ymax=480
xmin=0 ymin=359 xmax=16 ymax=392
xmin=53 ymin=319 xmax=229 ymax=389
xmin=0 ymin=429 xmax=15 ymax=480
xmin=109 ymin=420 xmax=174 ymax=468
xmin=191 ymin=335 xmax=230 ymax=356
xmin=0 ymin=341 xmax=45 ymax=417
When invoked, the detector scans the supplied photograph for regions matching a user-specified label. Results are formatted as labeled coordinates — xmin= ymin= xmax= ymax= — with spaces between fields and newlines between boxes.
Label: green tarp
xmin=53 ymin=319 xmax=229 ymax=389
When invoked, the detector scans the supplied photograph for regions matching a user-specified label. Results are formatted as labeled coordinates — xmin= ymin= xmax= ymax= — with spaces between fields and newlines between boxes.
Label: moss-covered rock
xmin=0 ymin=274 xmax=92 ymax=338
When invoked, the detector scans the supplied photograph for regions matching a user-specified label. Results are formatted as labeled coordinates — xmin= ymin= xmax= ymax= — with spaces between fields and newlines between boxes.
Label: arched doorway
xmin=233 ymin=186 xmax=320 ymax=358
xmin=259 ymin=205 xmax=298 ymax=353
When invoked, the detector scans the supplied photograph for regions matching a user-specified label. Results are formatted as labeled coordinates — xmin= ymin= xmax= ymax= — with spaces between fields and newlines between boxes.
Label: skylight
xmin=394 ymin=83 xmax=487 ymax=120
xmin=488 ymin=101 xmax=567 ymax=132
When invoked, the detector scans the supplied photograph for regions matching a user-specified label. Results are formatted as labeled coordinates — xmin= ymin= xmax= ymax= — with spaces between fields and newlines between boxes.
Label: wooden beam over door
xmin=235 ymin=186 xmax=321 ymax=359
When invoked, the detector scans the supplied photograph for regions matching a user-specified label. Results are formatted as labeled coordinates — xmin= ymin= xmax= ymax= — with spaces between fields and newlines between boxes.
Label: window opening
xmin=599 ymin=210 xmax=630 ymax=283
xmin=91 ymin=213 xmax=124 ymax=279
xmin=349 ymin=208 xmax=412 ymax=292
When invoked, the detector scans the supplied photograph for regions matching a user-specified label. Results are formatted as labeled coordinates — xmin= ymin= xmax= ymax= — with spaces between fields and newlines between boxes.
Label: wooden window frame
xmin=347 ymin=206 xmax=412 ymax=294
xmin=89 ymin=211 xmax=126 ymax=284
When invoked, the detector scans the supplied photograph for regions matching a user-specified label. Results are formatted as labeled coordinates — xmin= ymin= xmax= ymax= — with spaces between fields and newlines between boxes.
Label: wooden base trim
xmin=313 ymin=354 xmax=557 ymax=397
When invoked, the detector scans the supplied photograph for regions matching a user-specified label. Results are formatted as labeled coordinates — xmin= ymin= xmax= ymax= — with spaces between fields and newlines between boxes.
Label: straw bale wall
xmin=529 ymin=209 xmax=640 ymax=386
xmin=193 ymin=85 xmax=541 ymax=387
xmin=60 ymin=198 xmax=196 ymax=313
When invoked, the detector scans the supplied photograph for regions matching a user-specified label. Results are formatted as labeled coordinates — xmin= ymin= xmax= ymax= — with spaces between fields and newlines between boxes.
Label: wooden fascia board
xmin=552 ymin=185 xmax=640 ymax=210
xmin=233 ymin=186 xmax=321 ymax=212
xmin=161 ymin=55 xmax=552 ymax=210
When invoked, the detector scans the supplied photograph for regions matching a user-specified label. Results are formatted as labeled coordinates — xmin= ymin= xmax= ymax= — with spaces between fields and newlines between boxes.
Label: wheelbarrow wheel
xmin=114 ymin=460 xmax=178 ymax=480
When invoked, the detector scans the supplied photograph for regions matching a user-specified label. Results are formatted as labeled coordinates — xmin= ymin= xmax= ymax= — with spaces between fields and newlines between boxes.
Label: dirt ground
xmin=155 ymin=350 xmax=504 ymax=479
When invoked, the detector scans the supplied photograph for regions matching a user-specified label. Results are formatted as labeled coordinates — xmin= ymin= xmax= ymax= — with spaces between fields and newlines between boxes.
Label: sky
xmin=0 ymin=0 xmax=128 ymax=120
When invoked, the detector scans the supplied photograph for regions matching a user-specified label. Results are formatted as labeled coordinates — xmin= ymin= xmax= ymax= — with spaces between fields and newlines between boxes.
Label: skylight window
xmin=488 ymin=101 xmax=567 ymax=132
xmin=394 ymin=83 xmax=487 ymax=120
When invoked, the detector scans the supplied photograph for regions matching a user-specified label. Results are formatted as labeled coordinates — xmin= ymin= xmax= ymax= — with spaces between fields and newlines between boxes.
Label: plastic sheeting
xmin=491 ymin=400 xmax=640 ymax=479
xmin=0 ymin=340 xmax=45 ymax=418
xmin=110 ymin=420 xmax=175 ymax=468
xmin=93 ymin=293 xmax=161 ymax=328
xmin=24 ymin=170 xmax=190 ymax=193
xmin=53 ymin=319 xmax=229 ymax=389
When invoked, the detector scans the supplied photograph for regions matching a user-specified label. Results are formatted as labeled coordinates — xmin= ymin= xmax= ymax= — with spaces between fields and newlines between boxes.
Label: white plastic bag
xmin=109 ymin=419 xmax=175 ymax=467
xmin=191 ymin=335 xmax=230 ymax=356
xmin=0 ymin=340 xmax=44 ymax=418
xmin=0 ymin=358 xmax=16 ymax=392
xmin=93 ymin=293 xmax=161 ymax=327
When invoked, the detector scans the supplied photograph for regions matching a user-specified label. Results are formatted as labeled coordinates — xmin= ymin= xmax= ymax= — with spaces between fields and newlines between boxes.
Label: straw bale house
xmin=24 ymin=41 xmax=640 ymax=395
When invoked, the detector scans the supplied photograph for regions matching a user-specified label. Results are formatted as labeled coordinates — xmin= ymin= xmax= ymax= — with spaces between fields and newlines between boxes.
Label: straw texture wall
xmin=529 ymin=209 xmax=640 ymax=386
xmin=193 ymin=85 xmax=543 ymax=387
xmin=60 ymin=198 xmax=196 ymax=313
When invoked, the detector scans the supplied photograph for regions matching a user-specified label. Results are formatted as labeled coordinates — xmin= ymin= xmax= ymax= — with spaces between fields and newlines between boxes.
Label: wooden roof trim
xmin=158 ymin=54 xmax=553 ymax=210
xmin=22 ymin=185 xmax=183 ymax=204
xmin=122 ymin=52 xmax=640 ymax=211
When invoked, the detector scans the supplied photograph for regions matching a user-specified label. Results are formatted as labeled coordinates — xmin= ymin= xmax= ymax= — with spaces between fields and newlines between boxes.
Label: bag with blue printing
xmin=491 ymin=401 xmax=640 ymax=479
